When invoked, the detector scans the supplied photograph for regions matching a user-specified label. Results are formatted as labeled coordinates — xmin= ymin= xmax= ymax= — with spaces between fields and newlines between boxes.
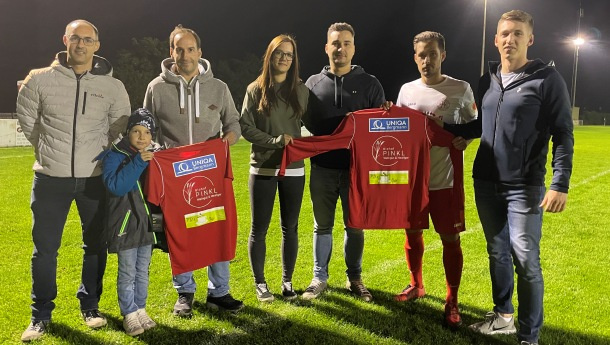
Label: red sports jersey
xmin=146 ymin=139 xmax=237 ymax=275
xmin=280 ymin=106 xmax=463 ymax=229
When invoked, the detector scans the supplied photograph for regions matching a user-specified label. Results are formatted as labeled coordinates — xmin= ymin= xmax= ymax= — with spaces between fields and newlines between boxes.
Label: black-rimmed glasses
xmin=68 ymin=35 xmax=97 ymax=46
xmin=272 ymin=50 xmax=294 ymax=61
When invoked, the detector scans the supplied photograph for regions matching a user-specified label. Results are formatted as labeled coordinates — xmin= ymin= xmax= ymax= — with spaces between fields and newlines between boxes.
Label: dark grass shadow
xmin=312 ymin=288 xmax=610 ymax=345
xmin=37 ymin=292 xmax=610 ymax=345
xmin=46 ymin=322 xmax=112 ymax=345
xmin=144 ymin=303 xmax=358 ymax=345
xmin=309 ymin=288 xmax=512 ymax=345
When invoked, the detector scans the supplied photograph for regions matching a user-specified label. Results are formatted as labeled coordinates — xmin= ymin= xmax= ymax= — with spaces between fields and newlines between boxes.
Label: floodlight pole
xmin=570 ymin=2 xmax=584 ymax=107
xmin=480 ymin=0 xmax=488 ymax=76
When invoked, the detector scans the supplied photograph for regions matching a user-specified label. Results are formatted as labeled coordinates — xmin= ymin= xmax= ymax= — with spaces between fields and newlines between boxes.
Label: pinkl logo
xmin=183 ymin=176 xmax=221 ymax=208
xmin=371 ymin=135 xmax=407 ymax=167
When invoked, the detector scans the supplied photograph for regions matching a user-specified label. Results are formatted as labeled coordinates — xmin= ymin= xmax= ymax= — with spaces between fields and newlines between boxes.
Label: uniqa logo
xmin=173 ymin=154 xmax=218 ymax=177
xmin=369 ymin=117 xmax=410 ymax=132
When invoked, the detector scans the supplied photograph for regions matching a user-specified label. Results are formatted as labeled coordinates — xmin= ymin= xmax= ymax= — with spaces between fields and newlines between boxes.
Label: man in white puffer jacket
xmin=17 ymin=19 xmax=130 ymax=342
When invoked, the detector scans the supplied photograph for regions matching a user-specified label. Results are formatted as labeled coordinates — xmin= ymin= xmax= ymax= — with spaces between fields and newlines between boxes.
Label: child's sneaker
xmin=302 ymin=279 xmax=327 ymax=300
xmin=123 ymin=311 xmax=144 ymax=336
xmin=137 ymin=309 xmax=157 ymax=330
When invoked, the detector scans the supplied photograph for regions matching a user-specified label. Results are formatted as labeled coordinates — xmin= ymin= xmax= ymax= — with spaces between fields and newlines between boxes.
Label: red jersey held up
xmin=280 ymin=106 xmax=463 ymax=230
xmin=146 ymin=139 xmax=238 ymax=275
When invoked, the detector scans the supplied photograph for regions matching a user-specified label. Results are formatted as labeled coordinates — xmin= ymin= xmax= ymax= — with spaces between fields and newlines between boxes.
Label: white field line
xmin=368 ymin=223 xmax=483 ymax=276
xmin=570 ymin=169 xmax=610 ymax=189
xmin=0 ymin=155 xmax=31 ymax=159
xmin=369 ymin=169 xmax=610 ymax=278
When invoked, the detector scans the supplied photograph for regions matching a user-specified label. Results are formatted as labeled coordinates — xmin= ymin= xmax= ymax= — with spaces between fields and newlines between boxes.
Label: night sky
xmin=1 ymin=0 xmax=608 ymax=113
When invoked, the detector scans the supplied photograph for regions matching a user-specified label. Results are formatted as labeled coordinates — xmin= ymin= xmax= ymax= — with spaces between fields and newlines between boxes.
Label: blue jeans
xmin=309 ymin=164 xmax=364 ymax=282
xmin=117 ymin=245 xmax=152 ymax=315
xmin=173 ymin=261 xmax=230 ymax=298
xmin=247 ymin=174 xmax=304 ymax=284
xmin=474 ymin=179 xmax=545 ymax=343
xmin=29 ymin=173 xmax=107 ymax=321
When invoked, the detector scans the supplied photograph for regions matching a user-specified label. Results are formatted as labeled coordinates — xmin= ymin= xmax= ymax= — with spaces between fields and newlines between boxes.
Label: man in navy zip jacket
xmin=443 ymin=10 xmax=573 ymax=345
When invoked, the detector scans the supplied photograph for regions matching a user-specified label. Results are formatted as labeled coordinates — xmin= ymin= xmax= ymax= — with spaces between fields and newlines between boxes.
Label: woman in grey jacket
xmin=240 ymin=34 xmax=310 ymax=302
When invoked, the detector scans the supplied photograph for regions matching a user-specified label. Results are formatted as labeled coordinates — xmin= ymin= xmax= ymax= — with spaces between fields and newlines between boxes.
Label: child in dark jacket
xmin=100 ymin=108 xmax=157 ymax=336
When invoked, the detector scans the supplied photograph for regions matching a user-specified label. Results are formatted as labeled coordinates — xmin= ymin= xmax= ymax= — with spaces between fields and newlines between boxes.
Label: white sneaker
xmin=21 ymin=320 xmax=49 ymax=342
xmin=123 ymin=311 xmax=144 ymax=336
xmin=302 ymin=279 xmax=327 ymax=300
xmin=137 ymin=308 xmax=157 ymax=330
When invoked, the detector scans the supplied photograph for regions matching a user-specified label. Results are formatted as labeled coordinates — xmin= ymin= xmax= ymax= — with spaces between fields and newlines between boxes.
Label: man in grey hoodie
xmin=144 ymin=25 xmax=242 ymax=316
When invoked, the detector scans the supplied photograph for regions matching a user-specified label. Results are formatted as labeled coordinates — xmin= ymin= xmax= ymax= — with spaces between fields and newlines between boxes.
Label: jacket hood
xmin=53 ymin=51 xmax=113 ymax=76
xmin=318 ymin=65 xmax=366 ymax=109
xmin=321 ymin=65 xmax=365 ymax=78
xmin=160 ymin=57 xmax=213 ymax=84
xmin=158 ymin=57 xmax=214 ymax=119
xmin=488 ymin=58 xmax=553 ymax=77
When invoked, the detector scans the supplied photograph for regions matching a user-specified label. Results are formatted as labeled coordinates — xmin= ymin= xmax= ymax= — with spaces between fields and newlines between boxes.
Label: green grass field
xmin=1 ymin=126 xmax=609 ymax=345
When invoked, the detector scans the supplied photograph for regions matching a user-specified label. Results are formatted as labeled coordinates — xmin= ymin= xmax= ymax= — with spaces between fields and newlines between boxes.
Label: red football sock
xmin=442 ymin=238 xmax=463 ymax=305
xmin=405 ymin=231 xmax=424 ymax=289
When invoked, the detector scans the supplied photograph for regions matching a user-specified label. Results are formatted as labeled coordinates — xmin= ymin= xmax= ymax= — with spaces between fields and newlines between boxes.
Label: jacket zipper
xmin=71 ymin=74 xmax=84 ymax=177
xmin=82 ymin=91 xmax=87 ymax=114
xmin=119 ymin=209 xmax=131 ymax=236
xmin=138 ymin=181 xmax=157 ymax=245
xmin=490 ymin=63 xmax=546 ymax=150
xmin=489 ymin=63 xmax=548 ymax=176
xmin=492 ymin=73 xmax=504 ymax=150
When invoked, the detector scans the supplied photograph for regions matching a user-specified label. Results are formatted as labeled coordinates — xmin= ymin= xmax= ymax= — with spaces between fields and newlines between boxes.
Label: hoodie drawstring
xmin=194 ymin=81 xmax=200 ymax=120
xmin=333 ymin=75 xmax=344 ymax=109
xmin=179 ymin=84 xmax=185 ymax=114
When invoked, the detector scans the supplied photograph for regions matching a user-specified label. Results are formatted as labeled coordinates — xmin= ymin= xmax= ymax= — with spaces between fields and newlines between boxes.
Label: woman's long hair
xmin=255 ymin=34 xmax=303 ymax=117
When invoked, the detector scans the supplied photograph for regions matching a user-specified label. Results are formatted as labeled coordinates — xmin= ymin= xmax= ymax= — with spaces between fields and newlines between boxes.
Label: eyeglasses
xmin=68 ymin=35 xmax=97 ymax=46
xmin=272 ymin=50 xmax=294 ymax=61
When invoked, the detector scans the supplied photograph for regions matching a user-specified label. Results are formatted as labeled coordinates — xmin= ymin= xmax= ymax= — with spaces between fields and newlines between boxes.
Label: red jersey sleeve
xmin=224 ymin=141 xmax=234 ymax=181
xmin=146 ymin=158 xmax=164 ymax=206
xmin=279 ymin=115 xmax=355 ymax=176
xmin=426 ymin=118 xmax=455 ymax=148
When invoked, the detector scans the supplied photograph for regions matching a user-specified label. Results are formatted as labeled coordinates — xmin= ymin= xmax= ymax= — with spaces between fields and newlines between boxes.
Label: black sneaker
xmin=81 ymin=309 xmax=107 ymax=328
xmin=255 ymin=282 xmax=274 ymax=302
xmin=21 ymin=320 xmax=49 ymax=342
xmin=281 ymin=281 xmax=297 ymax=300
xmin=206 ymin=293 xmax=244 ymax=313
xmin=173 ymin=292 xmax=194 ymax=317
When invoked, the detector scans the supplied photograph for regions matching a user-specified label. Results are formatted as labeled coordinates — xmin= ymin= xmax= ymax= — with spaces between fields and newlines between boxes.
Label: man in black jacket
xmin=301 ymin=22 xmax=385 ymax=302
xmin=444 ymin=10 xmax=573 ymax=345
